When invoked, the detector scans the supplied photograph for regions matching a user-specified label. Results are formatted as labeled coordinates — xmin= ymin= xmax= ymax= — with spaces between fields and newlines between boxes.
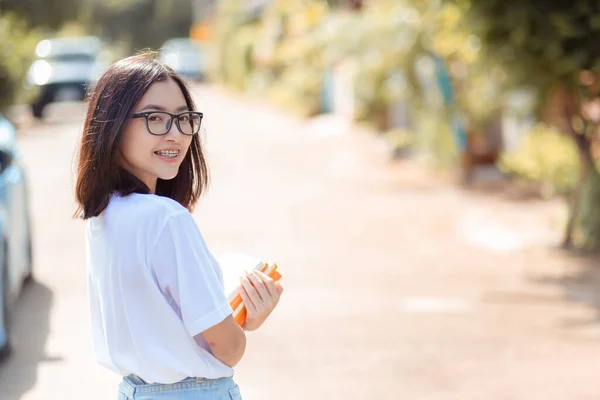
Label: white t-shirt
xmin=85 ymin=193 xmax=234 ymax=384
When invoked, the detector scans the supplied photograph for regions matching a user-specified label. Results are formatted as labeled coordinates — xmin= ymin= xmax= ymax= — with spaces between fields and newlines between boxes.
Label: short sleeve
xmin=150 ymin=212 xmax=232 ymax=337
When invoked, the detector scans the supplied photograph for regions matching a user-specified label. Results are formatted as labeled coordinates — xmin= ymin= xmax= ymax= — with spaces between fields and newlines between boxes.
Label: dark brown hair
xmin=73 ymin=52 xmax=209 ymax=219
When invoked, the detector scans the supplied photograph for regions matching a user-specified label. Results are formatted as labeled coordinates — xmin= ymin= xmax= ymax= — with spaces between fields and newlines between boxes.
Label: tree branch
xmin=562 ymin=88 xmax=595 ymax=168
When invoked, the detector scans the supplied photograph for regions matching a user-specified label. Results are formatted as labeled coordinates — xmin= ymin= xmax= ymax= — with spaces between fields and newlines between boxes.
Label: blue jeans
xmin=118 ymin=374 xmax=243 ymax=399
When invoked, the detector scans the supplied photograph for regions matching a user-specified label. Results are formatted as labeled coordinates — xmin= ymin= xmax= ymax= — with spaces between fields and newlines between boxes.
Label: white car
xmin=26 ymin=36 xmax=106 ymax=119
xmin=0 ymin=114 xmax=34 ymax=359
xmin=160 ymin=38 xmax=207 ymax=81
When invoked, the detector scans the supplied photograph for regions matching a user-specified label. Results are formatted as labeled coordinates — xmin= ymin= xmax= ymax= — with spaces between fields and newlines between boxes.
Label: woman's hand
xmin=238 ymin=270 xmax=284 ymax=331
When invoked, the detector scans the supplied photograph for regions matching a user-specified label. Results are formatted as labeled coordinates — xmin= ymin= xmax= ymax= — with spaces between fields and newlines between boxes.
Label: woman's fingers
xmin=239 ymin=275 xmax=259 ymax=312
xmin=253 ymin=270 xmax=278 ymax=298
xmin=240 ymin=269 xmax=282 ymax=315
xmin=238 ymin=269 xmax=284 ymax=331
xmin=238 ymin=283 xmax=254 ymax=313
xmin=245 ymin=271 xmax=266 ymax=300
xmin=274 ymin=281 xmax=284 ymax=296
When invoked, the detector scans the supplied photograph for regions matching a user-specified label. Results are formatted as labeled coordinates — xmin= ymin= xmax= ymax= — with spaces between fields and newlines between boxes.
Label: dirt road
xmin=1 ymin=85 xmax=599 ymax=399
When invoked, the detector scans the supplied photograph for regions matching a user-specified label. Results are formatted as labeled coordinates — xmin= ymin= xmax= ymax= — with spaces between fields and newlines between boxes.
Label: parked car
xmin=159 ymin=38 xmax=207 ymax=81
xmin=25 ymin=36 xmax=105 ymax=119
xmin=0 ymin=114 xmax=33 ymax=358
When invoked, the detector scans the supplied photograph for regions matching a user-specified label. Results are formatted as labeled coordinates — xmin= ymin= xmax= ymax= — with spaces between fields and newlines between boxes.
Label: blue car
xmin=0 ymin=114 xmax=33 ymax=358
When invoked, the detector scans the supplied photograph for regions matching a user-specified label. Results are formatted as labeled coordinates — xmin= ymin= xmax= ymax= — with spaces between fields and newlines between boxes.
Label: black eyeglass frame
xmin=131 ymin=111 xmax=204 ymax=136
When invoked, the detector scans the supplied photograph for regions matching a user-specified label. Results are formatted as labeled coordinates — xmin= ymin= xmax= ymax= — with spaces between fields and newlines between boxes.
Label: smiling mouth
xmin=154 ymin=150 xmax=180 ymax=158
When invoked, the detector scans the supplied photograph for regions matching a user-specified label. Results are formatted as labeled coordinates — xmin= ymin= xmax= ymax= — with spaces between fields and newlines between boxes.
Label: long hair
xmin=73 ymin=53 xmax=209 ymax=219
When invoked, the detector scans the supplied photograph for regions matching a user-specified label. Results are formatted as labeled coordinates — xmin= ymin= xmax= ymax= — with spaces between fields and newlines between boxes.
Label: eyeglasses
xmin=131 ymin=111 xmax=203 ymax=136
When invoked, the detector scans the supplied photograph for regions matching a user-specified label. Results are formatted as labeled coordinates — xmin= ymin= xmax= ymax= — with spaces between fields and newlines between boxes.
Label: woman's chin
xmin=157 ymin=170 xmax=179 ymax=181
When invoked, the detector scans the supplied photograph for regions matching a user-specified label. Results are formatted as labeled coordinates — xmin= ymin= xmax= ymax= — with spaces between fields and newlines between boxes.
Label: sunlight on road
xmin=457 ymin=207 xmax=559 ymax=253
xmin=400 ymin=297 xmax=472 ymax=313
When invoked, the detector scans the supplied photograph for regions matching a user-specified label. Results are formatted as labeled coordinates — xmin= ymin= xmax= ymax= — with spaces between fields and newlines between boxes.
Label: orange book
xmin=218 ymin=254 xmax=283 ymax=327
xmin=227 ymin=262 xmax=282 ymax=326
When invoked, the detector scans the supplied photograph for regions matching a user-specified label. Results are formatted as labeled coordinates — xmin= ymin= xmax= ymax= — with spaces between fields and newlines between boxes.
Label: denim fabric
xmin=118 ymin=374 xmax=243 ymax=400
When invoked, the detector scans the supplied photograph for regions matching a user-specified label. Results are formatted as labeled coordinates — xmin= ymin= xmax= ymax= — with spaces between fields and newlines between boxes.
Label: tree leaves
xmin=0 ymin=0 xmax=82 ymax=29
xmin=0 ymin=14 xmax=39 ymax=109
xmin=455 ymin=0 xmax=600 ymax=92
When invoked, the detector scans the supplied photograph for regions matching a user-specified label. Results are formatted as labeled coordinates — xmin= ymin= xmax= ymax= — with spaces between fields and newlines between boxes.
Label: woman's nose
xmin=164 ymin=122 xmax=181 ymax=141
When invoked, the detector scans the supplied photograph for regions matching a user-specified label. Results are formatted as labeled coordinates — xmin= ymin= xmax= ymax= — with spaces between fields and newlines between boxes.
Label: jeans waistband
xmin=129 ymin=374 xmax=210 ymax=383
xmin=121 ymin=374 xmax=229 ymax=397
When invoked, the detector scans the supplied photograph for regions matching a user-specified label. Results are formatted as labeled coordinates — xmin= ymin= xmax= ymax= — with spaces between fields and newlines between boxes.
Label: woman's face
xmin=119 ymin=77 xmax=194 ymax=193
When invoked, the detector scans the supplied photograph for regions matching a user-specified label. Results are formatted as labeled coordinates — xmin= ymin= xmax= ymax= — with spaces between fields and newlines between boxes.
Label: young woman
xmin=74 ymin=53 xmax=283 ymax=399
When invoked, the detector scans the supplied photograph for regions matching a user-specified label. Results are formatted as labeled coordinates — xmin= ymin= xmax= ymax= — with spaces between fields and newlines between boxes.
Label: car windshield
xmin=46 ymin=53 xmax=96 ymax=63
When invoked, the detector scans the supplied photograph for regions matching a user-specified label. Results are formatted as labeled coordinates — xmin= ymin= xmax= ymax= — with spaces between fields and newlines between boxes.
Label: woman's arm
xmin=198 ymin=269 xmax=283 ymax=366
xmin=200 ymin=316 xmax=246 ymax=367
xmin=150 ymin=212 xmax=247 ymax=367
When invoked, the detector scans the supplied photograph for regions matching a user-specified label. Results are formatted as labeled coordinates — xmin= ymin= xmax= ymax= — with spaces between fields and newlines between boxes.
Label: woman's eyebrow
xmin=138 ymin=104 xmax=190 ymax=112
xmin=139 ymin=104 xmax=165 ymax=111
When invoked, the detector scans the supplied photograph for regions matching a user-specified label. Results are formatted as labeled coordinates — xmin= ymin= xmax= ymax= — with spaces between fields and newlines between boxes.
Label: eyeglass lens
xmin=146 ymin=112 xmax=201 ymax=135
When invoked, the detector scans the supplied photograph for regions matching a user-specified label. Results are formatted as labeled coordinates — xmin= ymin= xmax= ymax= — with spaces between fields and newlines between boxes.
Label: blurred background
xmin=1 ymin=0 xmax=600 ymax=399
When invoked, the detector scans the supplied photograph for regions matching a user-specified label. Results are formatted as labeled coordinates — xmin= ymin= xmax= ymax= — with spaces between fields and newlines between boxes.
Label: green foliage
xmin=344 ymin=3 xmax=421 ymax=122
xmin=256 ymin=1 xmax=328 ymax=115
xmin=88 ymin=0 xmax=194 ymax=53
xmin=267 ymin=65 xmax=323 ymax=117
xmin=577 ymin=169 xmax=600 ymax=249
xmin=383 ymin=128 xmax=415 ymax=149
xmin=417 ymin=2 xmax=506 ymax=131
xmin=452 ymin=0 xmax=600 ymax=247
xmin=210 ymin=0 xmax=600 ymax=251
xmin=413 ymin=108 xmax=460 ymax=169
xmin=0 ymin=0 xmax=89 ymax=109
xmin=458 ymin=1 xmax=600 ymax=91
xmin=221 ymin=24 xmax=261 ymax=91
xmin=210 ymin=0 xmax=249 ymax=83
xmin=452 ymin=0 xmax=600 ymax=136
xmin=499 ymin=123 xmax=581 ymax=198
xmin=0 ymin=0 xmax=82 ymax=29
xmin=0 ymin=14 xmax=40 ymax=109
xmin=210 ymin=0 xmax=487 ymax=158
xmin=211 ymin=0 xmax=328 ymax=115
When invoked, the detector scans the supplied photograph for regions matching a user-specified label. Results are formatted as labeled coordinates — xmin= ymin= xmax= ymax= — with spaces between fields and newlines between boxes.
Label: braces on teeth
xmin=156 ymin=151 xmax=179 ymax=157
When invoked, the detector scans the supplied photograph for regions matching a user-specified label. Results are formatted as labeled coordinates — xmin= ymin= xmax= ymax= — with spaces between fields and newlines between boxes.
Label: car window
xmin=47 ymin=53 xmax=96 ymax=63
